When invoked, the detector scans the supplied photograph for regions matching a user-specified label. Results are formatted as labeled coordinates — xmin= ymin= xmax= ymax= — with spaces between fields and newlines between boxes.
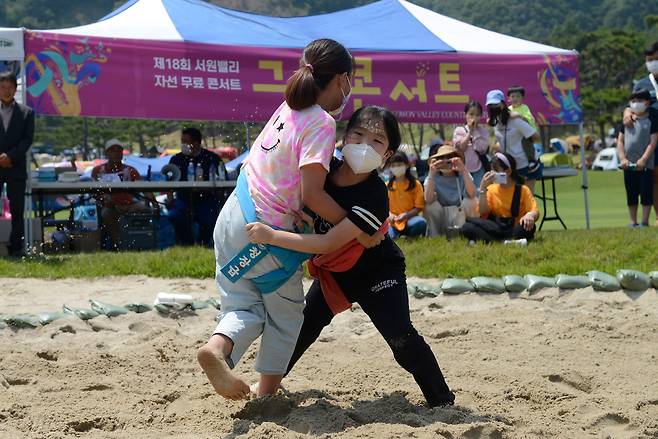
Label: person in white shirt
xmin=485 ymin=89 xmax=542 ymax=191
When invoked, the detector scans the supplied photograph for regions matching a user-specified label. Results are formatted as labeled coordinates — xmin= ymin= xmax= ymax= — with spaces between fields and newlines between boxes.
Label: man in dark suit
xmin=0 ymin=71 xmax=35 ymax=256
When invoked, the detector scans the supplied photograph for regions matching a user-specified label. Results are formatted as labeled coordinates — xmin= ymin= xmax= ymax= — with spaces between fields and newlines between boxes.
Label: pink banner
xmin=24 ymin=31 xmax=581 ymax=124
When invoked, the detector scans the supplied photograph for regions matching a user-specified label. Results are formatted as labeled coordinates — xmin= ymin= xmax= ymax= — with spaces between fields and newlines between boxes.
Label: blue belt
xmin=220 ymin=170 xmax=310 ymax=294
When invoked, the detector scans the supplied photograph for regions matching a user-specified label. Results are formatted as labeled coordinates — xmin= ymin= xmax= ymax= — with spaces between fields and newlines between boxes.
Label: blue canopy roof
xmin=51 ymin=0 xmax=570 ymax=54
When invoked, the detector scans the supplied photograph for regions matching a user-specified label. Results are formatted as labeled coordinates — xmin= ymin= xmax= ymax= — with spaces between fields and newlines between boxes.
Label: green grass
xmin=398 ymin=228 xmax=656 ymax=278
xmin=4 ymin=169 xmax=652 ymax=279
xmin=1 ymin=228 xmax=655 ymax=279
xmin=539 ymin=170 xmax=649 ymax=230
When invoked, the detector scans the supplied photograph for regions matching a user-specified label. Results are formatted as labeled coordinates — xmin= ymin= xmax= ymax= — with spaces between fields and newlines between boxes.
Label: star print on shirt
xmin=276 ymin=122 xmax=285 ymax=132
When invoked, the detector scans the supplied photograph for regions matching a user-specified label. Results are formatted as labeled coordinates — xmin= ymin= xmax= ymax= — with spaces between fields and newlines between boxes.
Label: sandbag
xmin=90 ymin=300 xmax=129 ymax=317
xmin=124 ymin=303 xmax=152 ymax=313
xmin=192 ymin=300 xmax=211 ymax=310
xmin=440 ymin=278 xmax=473 ymax=294
xmin=503 ymin=275 xmax=528 ymax=293
xmin=616 ymin=270 xmax=651 ymax=291
xmin=37 ymin=312 xmax=68 ymax=325
xmin=5 ymin=314 xmax=40 ymax=328
xmin=587 ymin=271 xmax=621 ymax=292
xmin=408 ymin=283 xmax=440 ymax=299
xmin=470 ymin=277 xmax=506 ymax=294
xmin=63 ymin=305 xmax=99 ymax=321
xmin=555 ymin=274 xmax=591 ymax=290
xmin=207 ymin=297 xmax=221 ymax=310
xmin=649 ymin=271 xmax=658 ymax=289
xmin=154 ymin=303 xmax=176 ymax=314
xmin=524 ymin=275 xmax=556 ymax=293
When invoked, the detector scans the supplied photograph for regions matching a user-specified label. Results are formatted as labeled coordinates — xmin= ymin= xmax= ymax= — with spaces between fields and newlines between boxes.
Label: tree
xmin=573 ymin=29 xmax=647 ymax=140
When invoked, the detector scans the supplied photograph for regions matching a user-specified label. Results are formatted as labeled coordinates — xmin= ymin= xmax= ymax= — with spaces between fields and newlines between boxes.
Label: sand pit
xmin=1 ymin=275 xmax=657 ymax=438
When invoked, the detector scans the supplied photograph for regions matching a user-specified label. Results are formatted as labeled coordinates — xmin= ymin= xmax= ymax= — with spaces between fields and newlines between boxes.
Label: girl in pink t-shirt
xmin=198 ymin=39 xmax=377 ymax=402
xmin=452 ymin=101 xmax=490 ymax=187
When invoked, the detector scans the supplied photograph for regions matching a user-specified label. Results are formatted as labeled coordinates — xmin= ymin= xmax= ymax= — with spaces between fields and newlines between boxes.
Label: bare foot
xmin=249 ymin=381 xmax=287 ymax=398
xmin=197 ymin=344 xmax=250 ymax=400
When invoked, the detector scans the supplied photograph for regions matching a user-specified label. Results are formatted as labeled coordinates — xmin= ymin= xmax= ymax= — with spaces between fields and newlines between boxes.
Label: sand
xmin=1 ymin=275 xmax=657 ymax=439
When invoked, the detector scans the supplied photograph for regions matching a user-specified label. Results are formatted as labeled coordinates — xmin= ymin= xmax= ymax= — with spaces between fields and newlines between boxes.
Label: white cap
xmin=104 ymin=138 xmax=123 ymax=150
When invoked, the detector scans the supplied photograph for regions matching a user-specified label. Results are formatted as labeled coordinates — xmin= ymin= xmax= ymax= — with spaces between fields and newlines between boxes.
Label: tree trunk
xmin=598 ymin=122 xmax=606 ymax=147
xmin=82 ymin=118 xmax=89 ymax=161
xmin=406 ymin=123 xmax=417 ymax=150
xmin=139 ymin=133 xmax=147 ymax=156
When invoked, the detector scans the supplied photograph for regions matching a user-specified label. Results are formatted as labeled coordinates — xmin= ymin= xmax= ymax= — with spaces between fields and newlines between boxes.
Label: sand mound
xmin=1 ymin=276 xmax=657 ymax=438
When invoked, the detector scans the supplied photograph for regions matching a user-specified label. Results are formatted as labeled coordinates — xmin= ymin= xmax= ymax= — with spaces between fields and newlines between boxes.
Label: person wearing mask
xmin=246 ymin=106 xmax=455 ymax=408
xmin=423 ymin=144 xmax=478 ymax=237
xmin=486 ymin=89 xmax=542 ymax=191
xmin=91 ymin=139 xmax=155 ymax=249
xmin=167 ymin=127 xmax=223 ymax=246
xmin=386 ymin=152 xmax=426 ymax=239
xmin=460 ymin=152 xmax=540 ymax=244
xmin=0 ymin=71 xmax=34 ymax=257
xmin=617 ymin=89 xmax=658 ymax=227
xmin=452 ymin=101 xmax=489 ymax=187
xmin=197 ymin=39 xmax=383 ymax=402
xmin=624 ymin=41 xmax=658 ymax=225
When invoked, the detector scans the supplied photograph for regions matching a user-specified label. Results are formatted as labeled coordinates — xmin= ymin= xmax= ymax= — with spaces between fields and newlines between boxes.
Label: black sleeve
xmin=346 ymin=177 xmax=388 ymax=235
xmin=649 ymin=108 xmax=658 ymax=134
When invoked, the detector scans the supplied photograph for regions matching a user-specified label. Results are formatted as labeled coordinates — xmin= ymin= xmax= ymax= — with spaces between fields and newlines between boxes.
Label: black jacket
xmin=0 ymin=102 xmax=35 ymax=180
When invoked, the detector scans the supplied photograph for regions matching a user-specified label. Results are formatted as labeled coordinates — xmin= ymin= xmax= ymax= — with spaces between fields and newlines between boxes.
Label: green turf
xmin=538 ymin=169 xmax=652 ymax=230
xmin=1 ymin=227 xmax=655 ymax=279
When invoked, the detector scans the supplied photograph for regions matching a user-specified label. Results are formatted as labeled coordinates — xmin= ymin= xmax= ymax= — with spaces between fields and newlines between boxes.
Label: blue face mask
xmin=328 ymin=75 xmax=352 ymax=120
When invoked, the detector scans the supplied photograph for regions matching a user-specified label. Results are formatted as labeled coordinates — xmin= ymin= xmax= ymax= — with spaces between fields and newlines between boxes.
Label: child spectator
xmin=617 ymin=89 xmax=658 ymax=227
xmin=386 ymin=152 xmax=426 ymax=239
xmin=452 ymin=101 xmax=490 ymax=187
xmin=508 ymin=86 xmax=543 ymax=168
xmin=423 ymin=145 xmax=478 ymax=237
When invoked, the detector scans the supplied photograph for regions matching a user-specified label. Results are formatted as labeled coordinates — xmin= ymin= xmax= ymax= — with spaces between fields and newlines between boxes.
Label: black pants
xmin=624 ymin=169 xmax=653 ymax=206
xmin=460 ymin=218 xmax=535 ymax=243
xmin=286 ymin=278 xmax=454 ymax=407
xmin=0 ymin=178 xmax=26 ymax=254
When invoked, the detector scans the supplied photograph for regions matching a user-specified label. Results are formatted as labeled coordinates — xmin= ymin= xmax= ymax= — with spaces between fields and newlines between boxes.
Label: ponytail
xmin=285 ymin=38 xmax=353 ymax=111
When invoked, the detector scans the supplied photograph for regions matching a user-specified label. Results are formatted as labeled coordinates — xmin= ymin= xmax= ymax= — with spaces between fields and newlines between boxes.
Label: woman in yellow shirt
xmin=386 ymin=152 xmax=426 ymax=239
xmin=461 ymin=152 xmax=540 ymax=243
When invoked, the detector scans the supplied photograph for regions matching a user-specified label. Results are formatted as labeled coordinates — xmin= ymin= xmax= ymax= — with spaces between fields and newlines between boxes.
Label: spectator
xmin=460 ymin=152 xmax=540 ymax=244
xmin=415 ymin=137 xmax=443 ymax=181
xmin=423 ymin=144 xmax=478 ymax=237
xmin=486 ymin=89 xmax=542 ymax=191
xmin=0 ymin=71 xmax=34 ymax=257
xmin=91 ymin=139 xmax=155 ymax=249
xmin=624 ymin=41 xmax=658 ymax=225
xmin=617 ymin=89 xmax=658 ymax=228
xmin=508 ymin=86 xmax=543 ymax=161
xmin=167 ymin=127 xmax=223 ymax=246
xmin=452 ymin=101 xmax=489 ymax=187
xmin=386 ymin=152 xmax=426 ymax=239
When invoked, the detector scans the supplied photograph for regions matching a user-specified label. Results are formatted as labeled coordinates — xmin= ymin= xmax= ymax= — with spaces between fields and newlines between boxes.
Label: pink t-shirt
xmin=245 ymin=101 xmax=336 ymax=229
xmin=452 ymin=125 xmax=490 ymax=173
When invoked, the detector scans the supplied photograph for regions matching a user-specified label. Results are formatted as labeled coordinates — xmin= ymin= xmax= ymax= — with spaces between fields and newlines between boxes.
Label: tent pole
xmin=21 ymin=55 xmax=33 ymax=254
xmin=244 ymin=122 xmax=250 ymax=151
xmin=578 ymin=122 xmax=590 ymax=229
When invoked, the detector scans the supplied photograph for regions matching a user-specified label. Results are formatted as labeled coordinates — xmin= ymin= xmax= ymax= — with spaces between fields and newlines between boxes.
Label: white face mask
xmin=342 ymin=143 xmax=383 ymax=174
xmin=328 ymin=76 xmax=352 ymax=120
xmin=630 ymin=102 xmax=648 ymax=114
xmin=389 ymin=165 xmax=407 ymax=177
xmin=646 ymin=60 xmax=658 ymax=75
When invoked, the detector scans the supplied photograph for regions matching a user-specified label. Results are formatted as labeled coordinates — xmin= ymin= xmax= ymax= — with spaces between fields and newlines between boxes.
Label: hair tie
xmin=494 ymin=152 xmax=511 ymax=169
xmin=305 ymin=63 xmax=314 ymax=73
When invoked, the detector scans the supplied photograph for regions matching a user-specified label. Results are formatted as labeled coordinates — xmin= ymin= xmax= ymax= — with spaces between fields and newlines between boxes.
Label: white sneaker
xmin=504 ymin=238 xmax=528 ymax=246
